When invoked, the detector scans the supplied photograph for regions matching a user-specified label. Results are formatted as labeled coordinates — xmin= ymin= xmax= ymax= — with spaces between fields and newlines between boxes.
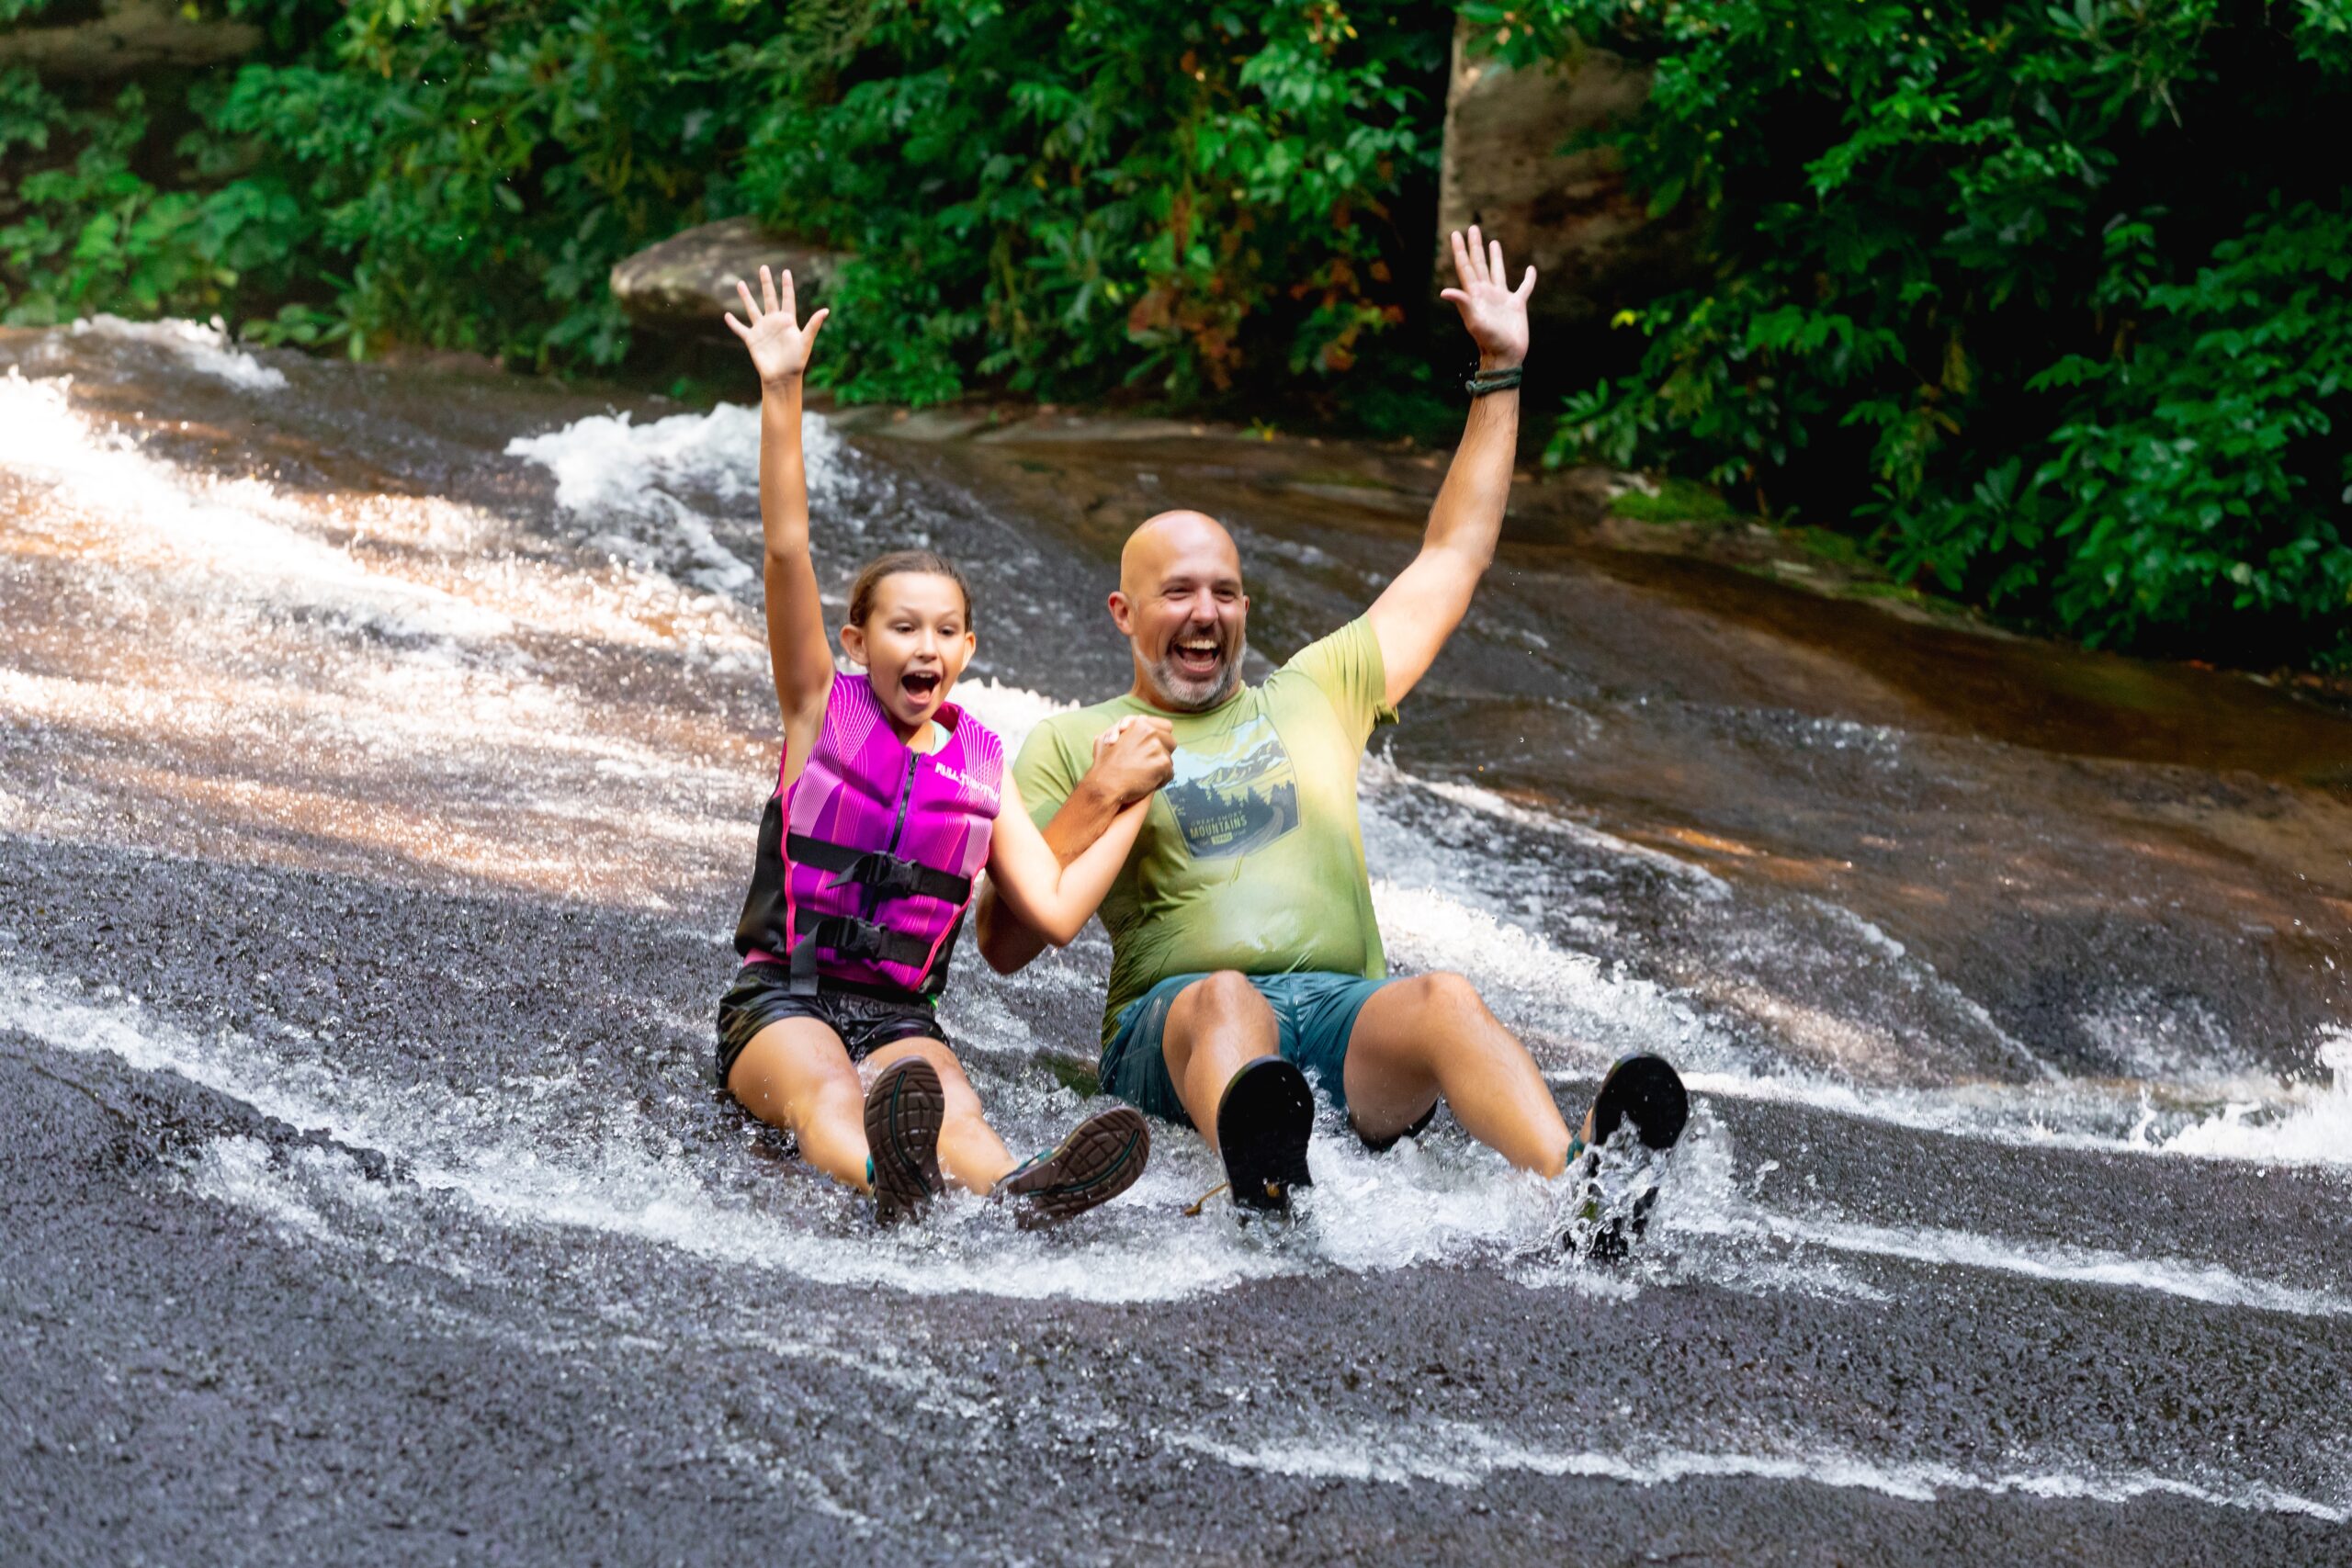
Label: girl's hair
xmin=846 ymin=549 xmax=974 ymax=631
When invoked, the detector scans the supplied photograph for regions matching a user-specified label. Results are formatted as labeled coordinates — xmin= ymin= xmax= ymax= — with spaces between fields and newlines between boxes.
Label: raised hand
xmin=725 ymin=265 xmax=830 ymax=389
xmin=1440 ymin=224 xmax=1536 ymax=369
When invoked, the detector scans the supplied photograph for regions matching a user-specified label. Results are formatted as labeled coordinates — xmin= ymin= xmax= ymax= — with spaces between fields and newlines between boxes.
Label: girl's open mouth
xmin=899 ymin=670 xmax=943 ymax=700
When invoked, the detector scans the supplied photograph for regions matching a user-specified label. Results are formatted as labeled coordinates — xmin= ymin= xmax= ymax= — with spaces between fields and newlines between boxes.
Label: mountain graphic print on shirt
xmin=1162 ymin=715 xmax=1300 ymax=859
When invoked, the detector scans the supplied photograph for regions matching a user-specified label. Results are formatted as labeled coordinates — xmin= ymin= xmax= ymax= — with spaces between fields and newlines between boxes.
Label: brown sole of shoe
xmin=864 ymin=1055 xmax=944 ymax=1225
xmin=998 ymin=1107 xmax=1151 ymax=1230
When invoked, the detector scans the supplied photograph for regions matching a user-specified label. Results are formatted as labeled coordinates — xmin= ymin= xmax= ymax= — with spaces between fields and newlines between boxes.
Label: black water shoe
xmin=1216 ymin=1055 xmax=1315 ymax=1214
xmin=993 ymin=1106 xmax=1151 ymax=1230
xmin=1580 ymin=1052 xmax=1690 ymax=1156
xmin=864 ymin=1055 xmax=944 ymax=1225
xmin=1566 ymin=1053 xmax=1690 ymax=1261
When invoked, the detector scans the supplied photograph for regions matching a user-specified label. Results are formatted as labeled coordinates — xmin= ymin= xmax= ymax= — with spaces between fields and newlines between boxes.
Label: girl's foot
xmin=992 ymin=1107 xmax=1151 ymax=1230
xmin=864 ymin=1056 xmax=944 ymax=1224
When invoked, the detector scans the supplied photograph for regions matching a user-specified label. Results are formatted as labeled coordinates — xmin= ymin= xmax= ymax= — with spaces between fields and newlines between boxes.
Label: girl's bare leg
xmin=861 ymin=1037 xmax=1016 ymax=1192
xmin=726 ymin=1018 xmax=873 ymax=1190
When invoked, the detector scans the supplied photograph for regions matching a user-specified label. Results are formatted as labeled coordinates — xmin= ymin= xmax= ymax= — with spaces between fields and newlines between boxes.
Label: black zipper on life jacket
xmin=884 ymin=749 xmax=920 ymax=859
xmin=865 ymin=747 xmax=922 ymax=922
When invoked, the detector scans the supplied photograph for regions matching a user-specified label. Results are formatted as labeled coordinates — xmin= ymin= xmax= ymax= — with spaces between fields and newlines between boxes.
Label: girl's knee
xmin=868 ymin=1036 xmax=982 ymax=1102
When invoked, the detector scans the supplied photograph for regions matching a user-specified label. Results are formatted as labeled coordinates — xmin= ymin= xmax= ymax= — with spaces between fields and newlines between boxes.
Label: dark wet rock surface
xmin=3 ymin=324 xmax=2349 ymax=1562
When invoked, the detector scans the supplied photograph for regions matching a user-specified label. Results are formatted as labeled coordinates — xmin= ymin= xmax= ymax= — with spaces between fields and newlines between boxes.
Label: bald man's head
xmin=1110 ymin=510 xmax=1250 ymax=711
xmin=1120 ymin=510 xmax=1239 ymax=597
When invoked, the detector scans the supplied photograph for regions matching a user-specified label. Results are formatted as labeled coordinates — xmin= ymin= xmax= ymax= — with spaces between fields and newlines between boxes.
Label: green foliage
xmin=9 ymin=0 xmax=2346 ymax=664
xmin=206 ymin=0 xmax=747 ymax=367
xmin=3 ymin=0 xmax=1444 ymax=389
xmin=5 ymin=0 xmax=773 ymax=361
xmin=1480 ymin=0 xmax=2352 ymax=665
xmin=739 ymin=1 xmax=1449 ymax=404
xmin=0 ymin=75 xmax=220 ymax=324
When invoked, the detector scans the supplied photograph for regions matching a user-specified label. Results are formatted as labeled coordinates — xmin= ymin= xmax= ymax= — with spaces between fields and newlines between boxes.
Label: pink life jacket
xmin=733 ymin=671 xmax=1003 ymax=1000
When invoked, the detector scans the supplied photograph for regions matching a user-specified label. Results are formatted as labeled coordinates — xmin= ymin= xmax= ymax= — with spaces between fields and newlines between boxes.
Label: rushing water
xmin=3 ymin=319 xmax=2349 ymax=1561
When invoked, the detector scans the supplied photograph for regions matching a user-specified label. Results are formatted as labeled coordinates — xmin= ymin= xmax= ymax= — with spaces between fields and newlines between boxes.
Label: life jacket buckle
xmin=830 ymin=852 xmax=924 ymax=898
xmin=819 ymin=917 xmax=892 ymax=962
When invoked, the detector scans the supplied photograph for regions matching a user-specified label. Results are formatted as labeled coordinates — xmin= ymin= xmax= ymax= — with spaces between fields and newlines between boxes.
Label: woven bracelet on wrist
xmin=1465 ymin=365 xmax=1525 ymax=398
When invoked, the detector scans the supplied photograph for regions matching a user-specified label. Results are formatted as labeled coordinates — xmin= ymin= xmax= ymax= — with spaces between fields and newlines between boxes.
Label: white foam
xmin=1174 ymin=1421 xmax=2347 ymax=1521
xmin=1357 ymin=757 xmax=2035 ymax=1087
xmin=0 ymin=368 xmax=507 ymax=642
xmin=0 ymin=973 xmax=1598 ymax=1306
xmin=506 ymin=404 xmax=853 ymax=594
xmin=1657 ymin=1119 xmax=2352 ymax=1320
xmin=1392 ymin=762 xmax=1728 ymax=892
xmin=1693 ymin=1206 xmax=2352 ymax=1319
xmin=187 ymin=1136 xmax=339 ymax=1242
xmin=2159 ymin=1029 xmax=2352 ymax=1166
xmin=70 ymin=314 xmax=288 ymax=390
xmin=0 ymin=367 xmax=772 ymax=897
xmin=1665 ymin=1028 xmax=2352 ymax=1172
xmin=945 ymin=676 xmax=1075 ymax=761
xmin=1370 ymin=875 xmax=1724 ymax=1069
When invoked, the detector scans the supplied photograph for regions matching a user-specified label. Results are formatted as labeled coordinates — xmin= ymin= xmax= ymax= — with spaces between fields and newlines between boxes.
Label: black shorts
xmin=714 ymin=961 xmax=951 ymax=1086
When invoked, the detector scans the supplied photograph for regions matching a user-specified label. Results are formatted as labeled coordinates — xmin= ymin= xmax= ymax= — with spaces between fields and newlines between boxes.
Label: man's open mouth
xmin=1170 ymin=637 xmax=1223 ymax=678
xmin=899 ymin=670 xmax=943 ymax=701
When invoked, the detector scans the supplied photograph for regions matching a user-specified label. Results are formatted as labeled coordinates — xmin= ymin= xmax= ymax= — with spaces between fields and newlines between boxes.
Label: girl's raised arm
xmin=982 ymin=769 xmax=1151 ymax=948
xmin=725 ymin=266 xmax=834 ymax=729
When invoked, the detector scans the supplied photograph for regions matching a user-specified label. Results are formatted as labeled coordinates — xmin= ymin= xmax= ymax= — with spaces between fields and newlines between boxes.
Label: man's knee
xmin=1396 ymin=971 xmax=1488 ymax=1022
xmin=1172 ymin=970 xmax=1270 ymax=1030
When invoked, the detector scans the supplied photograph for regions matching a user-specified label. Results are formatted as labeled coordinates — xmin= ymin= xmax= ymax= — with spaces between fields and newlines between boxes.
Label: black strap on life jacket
xmin=789 ymin=917 xmax=940 ymax=998
xmin=786 ymin=833 xmax=973 ymax=907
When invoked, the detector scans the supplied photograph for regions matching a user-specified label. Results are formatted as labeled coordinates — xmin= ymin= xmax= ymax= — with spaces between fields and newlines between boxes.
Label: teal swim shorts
xmin=1099 ymin=970 xmax=1396 ymax=1128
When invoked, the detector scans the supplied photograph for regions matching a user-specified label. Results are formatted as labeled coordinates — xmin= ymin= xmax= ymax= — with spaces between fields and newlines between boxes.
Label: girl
xmin=714 ymin=265 xmax=1154 ymax=1227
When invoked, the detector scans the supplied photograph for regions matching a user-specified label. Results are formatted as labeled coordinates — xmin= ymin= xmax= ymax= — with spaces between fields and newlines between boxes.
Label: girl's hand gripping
xmin=726 ymin=265 xmax=831 ymax=390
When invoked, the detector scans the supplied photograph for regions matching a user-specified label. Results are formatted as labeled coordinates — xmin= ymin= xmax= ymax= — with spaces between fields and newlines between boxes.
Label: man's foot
xmin=1573 ymin=1051 xmax=1690 ymax=1158
xmin=1216 ymin=1056 xmax=1315 ymax=1214
xmin=1565 ymin=1053 xmax=1689 ymax=1261
xmin=864 ymin=1055 xmax=944 ymax=1225
xmin=992 ymin=1107 xmax=1151 ymax=1230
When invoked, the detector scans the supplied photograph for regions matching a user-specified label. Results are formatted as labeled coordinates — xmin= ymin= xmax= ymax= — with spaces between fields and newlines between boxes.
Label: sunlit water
xmin=2 ymin=319 xmax=2348 ymax=1535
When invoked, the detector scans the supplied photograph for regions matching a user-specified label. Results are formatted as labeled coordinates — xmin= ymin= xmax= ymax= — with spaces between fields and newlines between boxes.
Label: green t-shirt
xmin=1013 ymin=615 xmax=1397 ymax=1044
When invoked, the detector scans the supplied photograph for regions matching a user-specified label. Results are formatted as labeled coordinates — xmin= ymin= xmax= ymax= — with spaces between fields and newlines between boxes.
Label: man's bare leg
xmin=1158 ymin=971 xmax=1282 ymax=1152
xmin=1341 ymin=973 xmax=1574 ymax=1177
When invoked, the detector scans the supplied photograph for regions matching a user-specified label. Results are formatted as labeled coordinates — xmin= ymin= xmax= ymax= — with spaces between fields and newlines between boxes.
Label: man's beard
xmin=1147 ymin=632 xmax=1246 ymax=712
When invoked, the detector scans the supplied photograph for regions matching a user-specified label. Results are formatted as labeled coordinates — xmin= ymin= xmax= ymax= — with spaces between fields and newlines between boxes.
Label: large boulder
xmin=1436 ymin=23 xmax=1693 ymax=323
xmin=0 ymin=0 xmax=261 ymax=79
xmin=608 ymin=217 xmax=843 ymax=332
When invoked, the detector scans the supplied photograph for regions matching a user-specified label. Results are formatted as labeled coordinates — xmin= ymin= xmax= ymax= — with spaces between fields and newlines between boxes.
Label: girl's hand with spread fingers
xmin=726 ymin=264 xmax=830 ymax=389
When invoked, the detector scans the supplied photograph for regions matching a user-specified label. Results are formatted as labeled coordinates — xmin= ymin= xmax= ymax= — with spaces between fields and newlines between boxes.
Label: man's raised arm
xmin=975 ymin=716 xmax=1172 ymax=974
xmin=1364 ymin=226 xmax=1536 ymax=710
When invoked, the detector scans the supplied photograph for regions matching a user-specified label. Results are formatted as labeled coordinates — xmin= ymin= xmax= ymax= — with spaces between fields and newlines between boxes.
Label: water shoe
xmin=1565 ymin=1053 xmax=1689 ymax=1261
xmin=1216 ymin=1055 xmax=1315 ymax=1214
xmin=864 ymin=1055 xmax=944 ymax=1225
xmin=993 ymin=1106 xmax=1151 ymax=1229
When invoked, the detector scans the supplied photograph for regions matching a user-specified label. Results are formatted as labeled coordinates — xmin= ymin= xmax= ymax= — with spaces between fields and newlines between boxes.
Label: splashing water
xmin=2156 ymin=1028 xmax=2352 ymax=1165
xmin=68 ymin=314 xmax=288 ymax=391
xmin=6 ymin=328 xmax=2350 ymax=1551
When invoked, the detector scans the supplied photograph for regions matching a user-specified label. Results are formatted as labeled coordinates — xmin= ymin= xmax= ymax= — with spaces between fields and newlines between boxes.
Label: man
xmin=978 ymin=230 xmax=1666 ymax=1212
